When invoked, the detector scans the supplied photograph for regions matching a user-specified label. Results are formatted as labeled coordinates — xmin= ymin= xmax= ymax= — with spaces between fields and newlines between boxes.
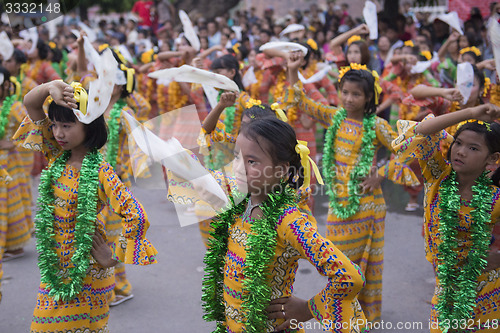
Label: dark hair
xmin=242 ymin=104 xmax=276 ymax=122
xmin=0 ymin=66 xmax=12 ymax=97
xmin=346 ymin=40 xmax=370 ymax=66
xmin=473 ymin=64 xmax=485 ymax=102
xmin=239 ymin=118 xmax=304 ymax=189
xmin=48 ymin=101 xmax=108 ymax=150
xmin=12 ymin=49 xmax=27 ymax=64
xmin=49 ymin=47 xmax=63 ymax=63
xmin=339 ymin=68 xmax=378 ymax=114
xmin=37 ymin=40 xmax=50 ymax=60
xmin=447 ymin=121 xmax=500 ymax=186
xmin=210 ymin=54 xmax=244 ymax=91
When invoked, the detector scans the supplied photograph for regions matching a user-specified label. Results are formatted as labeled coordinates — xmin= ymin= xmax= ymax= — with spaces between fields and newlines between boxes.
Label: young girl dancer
xmin=285 ymin=53 xmax=419 ymax=322
xmin=14 ymin=80 xmax=157 ymax=332
xmin=392 ymin=104 xmax=500 ymax=333
xmin=202 ymin=117 xmax=367 ymax=333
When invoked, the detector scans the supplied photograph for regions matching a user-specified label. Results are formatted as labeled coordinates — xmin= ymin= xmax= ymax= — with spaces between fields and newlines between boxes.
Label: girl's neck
xmin=345 ymin=108 xmax=365 ymax=122
xmin=456 ymin=169 xmax=484 ymax=193
xmin=250 ymin=192 xmax=268 ymax=206
xmin=67 ymin=146 xmax=90 ymax=169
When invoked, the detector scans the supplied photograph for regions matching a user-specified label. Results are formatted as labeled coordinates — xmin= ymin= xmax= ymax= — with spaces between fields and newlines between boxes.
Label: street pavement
xmin=1 ymin=179 xmax=435 ymax=332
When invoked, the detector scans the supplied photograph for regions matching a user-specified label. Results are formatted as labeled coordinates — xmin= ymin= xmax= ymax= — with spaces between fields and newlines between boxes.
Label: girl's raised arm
xmin=416 ymin=104 xmax=500 ymax=135
xmin=23 ymin=81 xmax=77 ymax=121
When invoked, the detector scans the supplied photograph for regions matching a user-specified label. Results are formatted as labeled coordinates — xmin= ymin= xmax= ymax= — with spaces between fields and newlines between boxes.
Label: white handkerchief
xmin=202 ymin=84 xmax=219 ymax=109
xmin=456 ymin=62 xmax=474 ymax=104
xmin=78 ymin=22 xmax=97 ymax=42
xmin=242 ymin=66 xmax=258 ymax=88
xmin=298 ymin=65 xmax=331 ymax=84
xmin=149 ymin=65 xmax=239 ymax=92
xmin=363 ymin=1 xmax=378 ymax=40
xmin=259 ymin=41 xmax=308 ymax=55
xmin=179 ymin=10 xmax=200 ymax=51
xmin=411 ymin=61 xmax=432 ymax=74
xmin=489 ymin=18 xmax=500 ymax=79
xmin=0 ymin=31 xmax=14 ymax=61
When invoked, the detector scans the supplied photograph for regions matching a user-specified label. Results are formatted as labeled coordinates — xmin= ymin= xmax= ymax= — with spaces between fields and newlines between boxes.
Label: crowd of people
xmin=0 ymin=0 xmax=500 ymax=332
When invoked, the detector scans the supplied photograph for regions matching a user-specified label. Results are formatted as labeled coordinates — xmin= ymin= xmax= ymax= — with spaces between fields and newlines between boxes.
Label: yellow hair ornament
xmin=9 ymin=76 xmax=20 ymax=98
xmin=308 ymin=25 xmax=317 ymax=33
xmin=120 ymin=64 xmax=135 ymax=93
xmin=141 ymin=49 xmax=155 ymax=64
xmin=306 ymin=38 xmax=318 ymax=51
xmin=295 ymin=140 xmax=324 ymax=188
xmin=271 ymin=103 xmax=288 ymax=122
xmin=404 ymin=40 xmax=414 ymax=47
xmin=70 ymin=81 xmax=88 ymax=116
xmin=98 ymin=44 xmax=109 ymax=53
xmin=347 ymin=35 xmax=361 ymax=46
xmin=245 ymin=98 xmax=262 ymax=109
xmin=457 ymin=119 xmax=491 ymax=131
xmin=232 ymin=43 xmax=241 ymax=55
xmin=459 ymin=46 xmax=481 ymax=57
xmin=484 ymin=77 xmax=491 ymax=97
xmin=420 ymin=51 xmax=432 ymax=61
xmin=372 ymin=70 xmax=382 ymax=105
xmin=48 ymin=41 xmax=57 ymax=49
xmin=338 ymin=63 xmax=368 ymax=81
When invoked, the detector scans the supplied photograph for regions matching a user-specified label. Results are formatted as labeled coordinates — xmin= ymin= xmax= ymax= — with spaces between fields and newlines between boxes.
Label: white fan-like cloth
xmin=259 ymin=41 xmax=308 ymax=55
xmin=0 ymin=31 xmax=14 ymax=61
xmin=456 ymin=62 xmax=474 ymax=104
xmin=179 ymin=10 xmax=200 ymax=51
xmin=149 ymin=65 xmax=239 ymax=92
xmin=363 ymin=1 xmax=378 ymax=40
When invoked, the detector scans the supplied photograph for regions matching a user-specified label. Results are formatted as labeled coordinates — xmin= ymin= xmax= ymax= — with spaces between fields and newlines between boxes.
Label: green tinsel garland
xmin=202 ymin=184 xmax=296 ymax=332
xmin=0 ymin=95 xmax=17 ymax=140
xmin=323 ymin=109 xmax=376 ymax=219
xmin=36 ymin=149 xmax=103 ymax=301
xmin=436 ymin=170 xmax=492 ymax=332
xmin=204 ymin=91 xmax=237 ymax=170
xmin=106 ymin=99 xmax=126 ymax=169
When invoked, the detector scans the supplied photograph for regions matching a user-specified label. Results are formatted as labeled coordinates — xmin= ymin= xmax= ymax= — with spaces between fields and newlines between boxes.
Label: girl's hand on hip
xmin=266 ymin=295 xmax=313 ymax=331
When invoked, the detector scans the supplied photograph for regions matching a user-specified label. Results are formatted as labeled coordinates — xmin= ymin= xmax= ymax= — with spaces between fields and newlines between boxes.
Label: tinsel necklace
xmin=436 ymin=170 xmax=492 ymax=332
xmin=323 ymin=109 xmax=376 ymax=219
xmin=202 ymin=184 xmax=296 ymax=332
xmin=0 ymin=95 xmax=17 ymax=139
xmin=106 ymin=99 xmax=126 ymax=169
xmin=35 ymin=149 xmax=102 ymax=301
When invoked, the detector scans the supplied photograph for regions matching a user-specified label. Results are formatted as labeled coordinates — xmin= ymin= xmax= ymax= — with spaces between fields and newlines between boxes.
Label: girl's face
xmin=51 ymin=119 xmax=86 ymax=151
xmin=459 ymin=53 xmax=476 ymax=65
xmin=248 ymin=50 xmax=256 ymax=67
xmin=233 ymin=134 xmax=286 ymax=198
xmin=377 ymin=37 xmax=390 ymax=52
xmin=200 ymin=37 xmax=209 ymax=50
xmin=340 ymin=80 xmax=370 ymax=114
xmin=346 ymin=44 xmax=362 ymax=64
xmin=213 ymin=67 xmax=236 ymax=80
xmin=458 ymin=35 xmax=469 ymax=49
xmin=450 ymin=130 xmax=498 ymax=174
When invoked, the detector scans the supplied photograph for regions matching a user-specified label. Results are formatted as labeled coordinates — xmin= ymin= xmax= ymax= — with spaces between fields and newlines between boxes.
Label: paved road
xmin=1 ymin=179 xmax=434 ymax=332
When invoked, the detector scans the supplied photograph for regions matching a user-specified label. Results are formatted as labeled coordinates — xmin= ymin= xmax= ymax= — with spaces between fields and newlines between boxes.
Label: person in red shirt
xmin=132 ymin=0 xmax=154 ymax=30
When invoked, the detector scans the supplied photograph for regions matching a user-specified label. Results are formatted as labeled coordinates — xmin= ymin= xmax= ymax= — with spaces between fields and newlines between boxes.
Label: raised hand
xmin=218 ymin=91 xmax=238 ymax=109
xmin=442 ymin=88 xmax=463 ymax=103
xmin=472 ymin=103 xmax=500 ymax=122
xmin=48 ymin=81 xmax=78 ymax=109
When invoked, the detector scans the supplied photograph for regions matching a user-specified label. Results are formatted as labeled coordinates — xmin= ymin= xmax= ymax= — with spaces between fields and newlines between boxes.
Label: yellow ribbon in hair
xmin=295 ymin=140 xmax=323 ymax=188
xmin=70 ymin=81 xmax=88 ymax=115
xmin=114 ymin=48 xmax=126 ymax=64
xmin=120 ymin=64 xmax=135 ymax=93
xmin=371 ymin=70 xmax=382 ymax=105
xmin=347 ymin=35 xmax=361 ymax=46
xmin=98 ymin=44 xmax=109 ymax=53
xmin=232 ymin=43 xmax=241 ymax=55
xmin=9 ymin=76 xmax=21 ymax=98
xmin=420 ymin=51 xmax=432 ymax=61
xmin=404 ymin=40 xmax=414 ymax=47
xmin=306 ymin=38 xmax=318 ymax=51
xmin=270 ymin=103 xmax=288 ymax=122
